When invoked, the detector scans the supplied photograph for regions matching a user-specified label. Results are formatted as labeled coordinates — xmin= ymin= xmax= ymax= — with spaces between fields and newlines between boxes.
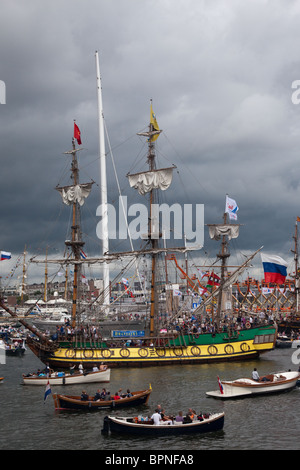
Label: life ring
xmin=120 ymin=348 xmax=130 ymax=358
xmin=83 ymin=349 xmax=94 ymax=359
xmin=208 ymin=345 xmax=218 ymax=355
xmin=138 ymin=348 xmax=149 ymax=358
xmin=65 ymin=348 xmax=76 ymax=358
xmin=101 ymin=348 xmax=112 ymax=359
xmin=194 ymin=333 xmax=200 ymax=339
xmin=191 ymin=346 xmax=201 ymax=356
xmin=173 ymin=347 xmax=183 ymax=356
xmin=245 ymin=321 xmax=251 ymax=329
xmin=240 ymin=342 xmax=250 ymax=352
xmin=225 ymin=344 xmax=234 ymax=355
xmin=155 ymin=347 xmax=166 ymax=357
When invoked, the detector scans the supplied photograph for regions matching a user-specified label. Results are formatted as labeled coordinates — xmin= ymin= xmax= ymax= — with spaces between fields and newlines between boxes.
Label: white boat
xmin=206 ymin=371 xmax=300 ymax=399
xmin=22 ymin=367 xmax=110 ymax=385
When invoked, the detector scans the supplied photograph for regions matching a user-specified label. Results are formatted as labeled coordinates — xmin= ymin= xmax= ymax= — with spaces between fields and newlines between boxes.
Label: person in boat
xmin=126 ymin=389 xmax=133 ymax=397
xmin=81 ymin=390 xmax=89 ymax=401
xmin=104 ymin=391 xmax=111 ymax=401
xmin=175 ymin=411 xmax=183 ymax=422
xmin=92 ymin=365 xmax=99 ymax=372
xmin=100 ymin=388 xmax=107 ymax=399
xmin=94 ymin=389 xmax=101 ymax=401
xmin=151 ymin=409 xmax=162 ymax=425
xmin=78 ymin=363 xmax=84 ymax=374
xmin=187 ymin=408 xmax=196 ymax=419
xmin=252 ymin=368 xmax=260 ymax=381
xmin=113 ymin=392 xmax=121 ymax=400
xmin=69 ymin=364 xmax=76 ymax=375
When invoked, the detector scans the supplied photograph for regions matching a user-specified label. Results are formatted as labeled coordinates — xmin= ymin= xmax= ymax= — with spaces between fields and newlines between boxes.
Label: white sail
xmin=56 ymin=183 xmax=93 ymax=206
xmin=128 ymin=167 xmax=174 ymax=196
xmin=208 ymin=224 xmax=240 ymax=241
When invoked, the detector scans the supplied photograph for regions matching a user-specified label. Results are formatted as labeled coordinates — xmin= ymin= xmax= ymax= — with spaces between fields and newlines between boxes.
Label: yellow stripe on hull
xmin=49 ymin=339 xmax=274 ymax=367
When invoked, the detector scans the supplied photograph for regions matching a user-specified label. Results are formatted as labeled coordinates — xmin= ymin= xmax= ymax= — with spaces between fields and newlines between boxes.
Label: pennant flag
xmin=0 ymin=251 xmax=11 ymax=261
xmin=225 ymin=195 xmax=239 ymax=220
xmin=297 ymin=216 xmax=300 ymax=223
xmin=217 ymin=376 xmax=224 ymax=395
xmin=74 ymin=122 xmax=82 ymax=145
xmin=261 ymin=254 xmax=288 ymax=284
xmin=122 ymin=277 xmax=129 ymax=287
xmin=150 ymin=102 xmax=160 ymax=142
xmin=80 ymin=250 xmax=87 ymax=260
xmin=44 ymin=381 xmax=52 ymax=403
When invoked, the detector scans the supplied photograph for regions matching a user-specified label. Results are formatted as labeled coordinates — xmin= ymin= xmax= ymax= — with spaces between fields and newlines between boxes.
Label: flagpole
xmin=95 ymin=51 xmax=110 ymax=310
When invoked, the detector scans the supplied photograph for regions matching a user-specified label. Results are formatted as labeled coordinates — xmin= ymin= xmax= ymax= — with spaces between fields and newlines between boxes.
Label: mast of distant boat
xmin=95 ymin=51 xmax=110 ymax=310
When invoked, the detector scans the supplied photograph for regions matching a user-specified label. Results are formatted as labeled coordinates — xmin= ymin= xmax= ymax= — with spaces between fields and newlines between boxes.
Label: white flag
xmin=225 ymin=195 xmax=239 ymax=220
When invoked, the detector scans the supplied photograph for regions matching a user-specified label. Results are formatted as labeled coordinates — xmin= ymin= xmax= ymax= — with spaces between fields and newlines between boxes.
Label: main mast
xmin=95 ymin=51 xmax=110 ymax=309
xmin=128 ymin=102 xmax=173 ymax=337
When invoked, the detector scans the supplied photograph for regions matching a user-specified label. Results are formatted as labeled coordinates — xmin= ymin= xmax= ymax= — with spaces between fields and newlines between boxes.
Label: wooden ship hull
xmin=26 ymin=324 xmax=277 ymax=368
xmin=53 ymin=388 xmax=151 ymax=410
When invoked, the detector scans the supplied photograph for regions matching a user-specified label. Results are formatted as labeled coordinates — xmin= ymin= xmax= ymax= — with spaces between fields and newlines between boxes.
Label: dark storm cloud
xmin=1 ymin=0 xmax=300 ymax=282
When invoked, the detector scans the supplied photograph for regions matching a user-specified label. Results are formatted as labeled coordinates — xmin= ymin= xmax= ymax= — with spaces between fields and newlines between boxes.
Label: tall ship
xmin=0 ymin=55 xmax=277 ymax=368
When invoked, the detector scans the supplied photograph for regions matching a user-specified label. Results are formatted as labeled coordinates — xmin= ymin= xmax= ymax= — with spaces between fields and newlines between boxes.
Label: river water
xmin=0 ymin=347 xmax=299 ymax=453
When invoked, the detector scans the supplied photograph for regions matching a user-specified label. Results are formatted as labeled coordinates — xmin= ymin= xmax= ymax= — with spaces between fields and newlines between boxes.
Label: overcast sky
xmin=1 ymin=0 xmax=300 ymax=286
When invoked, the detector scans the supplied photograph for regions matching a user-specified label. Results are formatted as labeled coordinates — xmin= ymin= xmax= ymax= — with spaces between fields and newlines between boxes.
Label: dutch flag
xmin=44 ymin=381 xmax=52 ymax=403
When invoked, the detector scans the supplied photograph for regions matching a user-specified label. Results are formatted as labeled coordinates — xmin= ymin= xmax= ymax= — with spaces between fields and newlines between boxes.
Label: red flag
xmin=74 ymin=122 xmax=82 ymax=145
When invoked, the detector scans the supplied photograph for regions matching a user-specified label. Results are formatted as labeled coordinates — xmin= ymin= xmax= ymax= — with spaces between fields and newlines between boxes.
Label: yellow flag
xmin=150 ymin=103 xmax=160 ymax=141
xmin=297 ymin=216 xmax=300 ymax=223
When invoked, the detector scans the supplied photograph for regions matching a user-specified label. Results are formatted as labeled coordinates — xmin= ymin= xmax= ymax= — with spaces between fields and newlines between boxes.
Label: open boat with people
xmin=206 ymin=370 xmax=300 ymax=398
xmin=53 ymin=387 xmax=151 ymax=410
xmin=101 ymin=412 xmax=225 ymax=436
xmin=22 ymin=366 xmax=110 ymax=385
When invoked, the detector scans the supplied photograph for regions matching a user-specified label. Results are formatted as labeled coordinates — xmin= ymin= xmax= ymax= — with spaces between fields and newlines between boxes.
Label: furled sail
xmin=127 ymin=167 xmax=174 ymax=196
xmin=56 ymin=183 xmax=93 ymax=206
xmin=208 ymin=224 xmax=240 ymax=241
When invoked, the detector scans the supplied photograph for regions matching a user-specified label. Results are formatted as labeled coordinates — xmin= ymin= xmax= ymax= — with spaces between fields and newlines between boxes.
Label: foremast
xmin=56 ymin=135 xmax=93 ymax=328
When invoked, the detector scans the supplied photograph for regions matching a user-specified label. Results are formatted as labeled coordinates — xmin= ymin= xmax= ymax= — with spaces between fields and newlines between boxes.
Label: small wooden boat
xmin=53 ymin=388 xmax=152 ymax=411
xmin=101 ymin=412 xmax=225 ymax=436
xmin=206 ymin=371 xmax=300 ymax=399
xmin=22 ymin=367 xmax=110 ymax=385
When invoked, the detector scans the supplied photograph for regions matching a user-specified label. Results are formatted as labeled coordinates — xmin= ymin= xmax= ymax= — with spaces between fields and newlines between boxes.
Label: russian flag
xmin=261 ymin=254 xmax=288 ymax=284
xmin=0 ymin=251 xmax=11 ymax=261
xmin=44 ymin=381 xmax=52 ymax=403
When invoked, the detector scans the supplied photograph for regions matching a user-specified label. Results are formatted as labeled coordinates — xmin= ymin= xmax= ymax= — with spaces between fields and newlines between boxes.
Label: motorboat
xmin=101 ymin=412 xmax=225 ymax=436
xmin=206 ymin=371 xmax=300 ymax=399
xmin=22 ymin=366 xmax=110 ymax=385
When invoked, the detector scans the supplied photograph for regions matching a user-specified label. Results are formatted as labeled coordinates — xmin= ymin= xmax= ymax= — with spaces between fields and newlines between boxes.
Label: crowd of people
xmin=148 ymin=404 xmax=211 ymax=425
xmin=81 ymin=387 xmax=133 ymax=402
